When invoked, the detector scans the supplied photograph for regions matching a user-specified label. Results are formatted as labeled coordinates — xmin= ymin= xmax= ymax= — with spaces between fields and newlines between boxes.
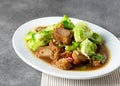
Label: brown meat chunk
xmin=92 ymin=60 xmax=101 ymax=67
xmin=49 ymin=41 xmax=60 ymax=53
xmin=60 ymin=51 xmax=72 ymax=58
xmin=72 ymin=50 xmax=88 ymax=65
xmin=35 ymin=26 xmax=46 ymax=32
xmin=49 ymin=41 xmax=61 ymax=60
xmin=53 ymin=27 xmax=73 ymax=44
xmin=55 ymin=58 xmax=73 ymax=70
xmin=35 ymin=46 xmax=53 ymax=58
xmin=53 ymin=49 xmax=61 ymax=60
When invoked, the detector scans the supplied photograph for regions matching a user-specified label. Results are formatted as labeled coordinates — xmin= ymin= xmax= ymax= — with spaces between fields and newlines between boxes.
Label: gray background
xmin=0 ymin=0 xmax=120 ymax=86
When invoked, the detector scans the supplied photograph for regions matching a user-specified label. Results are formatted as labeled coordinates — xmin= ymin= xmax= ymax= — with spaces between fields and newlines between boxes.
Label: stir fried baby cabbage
xmin=25 ymin=25 xmax=55 ymax=51
xmin=25 ymin=15 xmax=105 ymax=68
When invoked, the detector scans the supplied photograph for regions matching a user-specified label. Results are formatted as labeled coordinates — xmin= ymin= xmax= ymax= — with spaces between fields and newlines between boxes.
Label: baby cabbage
xmin=89 ymin=32 xmax=102 ymax=44
xmin=80 ymin=39 xmax=97 ymax=57
xmin=25 ymin=25 xmax=55 ymax=51
xmin=73 ymin=22 xmax=93 ymax=42
xmin=61 ymin=15 xmax=75 ymax=29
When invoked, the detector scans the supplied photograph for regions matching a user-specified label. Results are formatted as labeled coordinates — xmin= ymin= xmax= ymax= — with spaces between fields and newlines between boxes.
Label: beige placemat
xmin=41 ymin=38 xmax=120 ymax=86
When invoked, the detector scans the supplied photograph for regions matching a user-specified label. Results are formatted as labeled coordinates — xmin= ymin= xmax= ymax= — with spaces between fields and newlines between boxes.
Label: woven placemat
xmin=41 ymin=38 xmax=120 ymax=86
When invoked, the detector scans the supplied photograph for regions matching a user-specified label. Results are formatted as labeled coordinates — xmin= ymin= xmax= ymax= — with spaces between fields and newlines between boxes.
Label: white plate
xmin=12 ymin=17 xmax=120 ymax=79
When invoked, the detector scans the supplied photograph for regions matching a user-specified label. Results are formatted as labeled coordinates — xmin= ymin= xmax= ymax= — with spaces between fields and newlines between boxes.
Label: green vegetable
xmin=27 ymin=39 xmax=46 ymax=51
xmin=61 ymin=15 xmax=75 ymax=29
xmin=58 ymin=44 xmax=65 ymax=48
xmin=25 ymin=28 xmax=53 ymax=51
xmin=44 ymin=24 xmax=57 ymax=31
xmin=65 ymin=42 xmax=80 ymax=51
xmin=91 ymin=54 xmax=105 ymax=63
xmin=25 ymin=30 xmax=35 ymax=41
xmin=34 ymin=30 xmax=53 ymax=40
xmin=73 ymin=22 xmax=93 ymax=42
xmin=80 ymin=39 xmax=97 ymax=57
xmin=90 ymin=32 xmax=102 ymax=44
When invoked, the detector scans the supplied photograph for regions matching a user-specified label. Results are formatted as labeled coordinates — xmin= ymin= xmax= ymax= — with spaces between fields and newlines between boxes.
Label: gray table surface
xmin=0 ymin=0 xmax=120 ymax=86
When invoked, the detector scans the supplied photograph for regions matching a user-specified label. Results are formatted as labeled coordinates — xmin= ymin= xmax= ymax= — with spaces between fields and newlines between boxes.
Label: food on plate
xmin=25 ymin=15 xmax=110 ymax=71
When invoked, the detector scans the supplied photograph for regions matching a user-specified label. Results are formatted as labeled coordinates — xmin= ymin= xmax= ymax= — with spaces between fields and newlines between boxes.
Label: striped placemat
xmin=41 ymin=38 xmax=120 ymax=86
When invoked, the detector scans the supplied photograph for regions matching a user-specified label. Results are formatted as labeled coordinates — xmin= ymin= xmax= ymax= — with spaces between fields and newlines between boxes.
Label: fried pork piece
xmin=60 ymin=51 xmax=72 ymax=58
xmin=35 ymin=26 xmax=46 ymax=32
xmin=53 ymin=25 xmax=73 ymax=44
xmin=49 ymin=41 xmax=60 ymax=53
xmin=35 ymin=46 xmax=53 ymax=58
xmin=49 ymin=41 xmax=61 ymax=60
xmin=72 ymin=50 xmax=88 ymax=65
xmin=55 ymin=58 xmax=73 ymax=70
xmin=92 ymin=60 xmax=101 ymax=67
xmin=92 ymin=58 xmax=101 ymax=67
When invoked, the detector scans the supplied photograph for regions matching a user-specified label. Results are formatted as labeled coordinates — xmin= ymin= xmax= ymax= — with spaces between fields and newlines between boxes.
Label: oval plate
xmin=12 ymin=17 xmax=120 ymax=79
